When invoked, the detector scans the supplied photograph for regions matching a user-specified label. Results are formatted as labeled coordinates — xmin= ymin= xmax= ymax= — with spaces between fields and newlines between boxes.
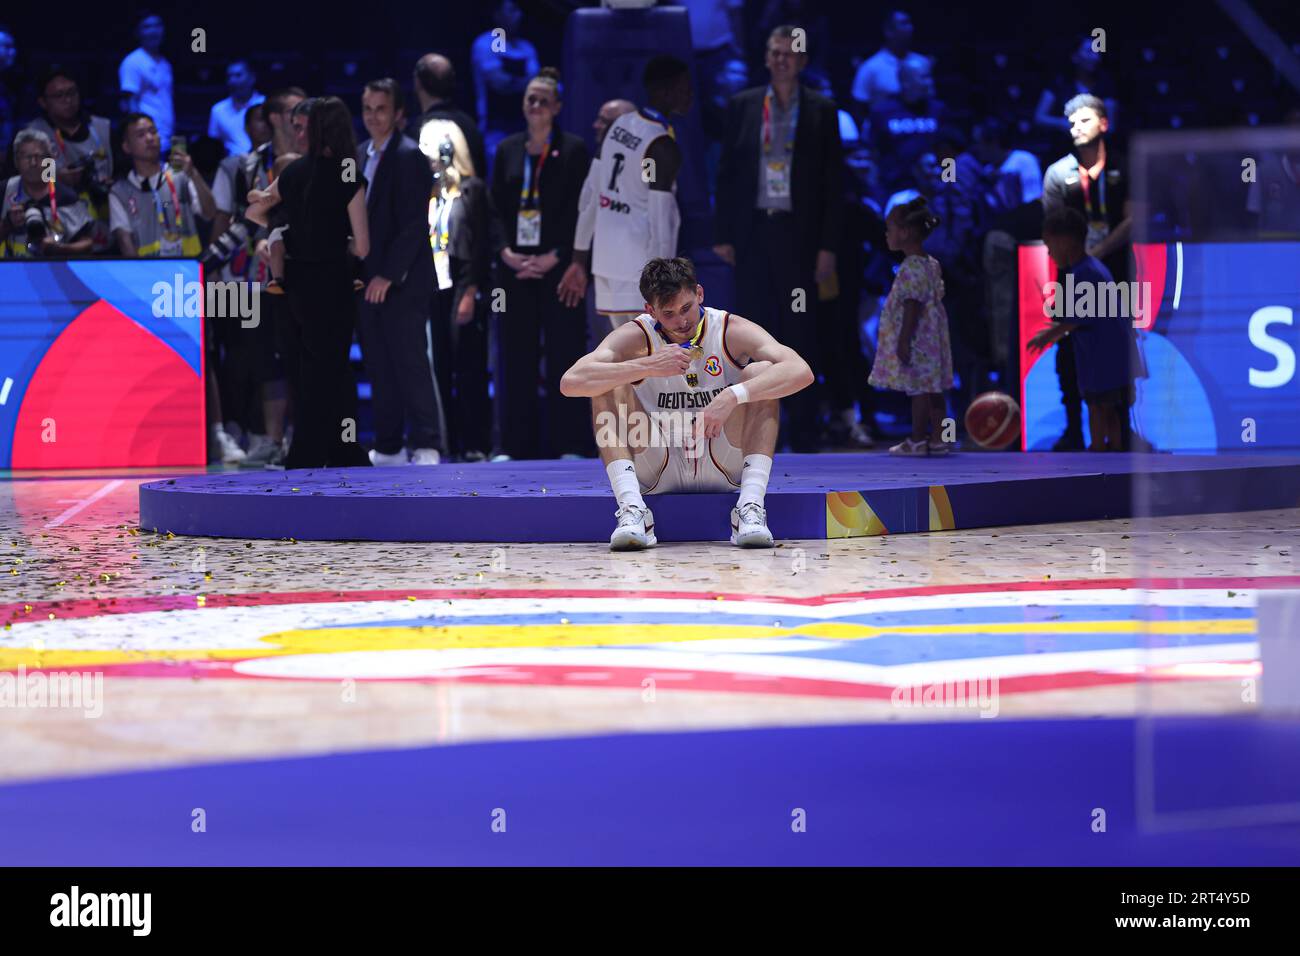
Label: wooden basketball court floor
xmin=0 ymin=466 xmax=1293 ymax=787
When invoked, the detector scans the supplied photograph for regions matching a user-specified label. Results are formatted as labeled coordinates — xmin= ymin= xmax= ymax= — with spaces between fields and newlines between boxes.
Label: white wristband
xmin=728 ymin=383 xmax=750 ymax=404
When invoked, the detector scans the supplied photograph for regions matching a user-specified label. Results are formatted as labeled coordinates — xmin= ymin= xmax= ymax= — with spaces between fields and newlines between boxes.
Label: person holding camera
xmin=108 ymin=112 xmax=214 ymax=257
xmin=1 ymin=129 xmax=93 ymax=258
xmin=25 ymin=69 xmax=113 ymax=253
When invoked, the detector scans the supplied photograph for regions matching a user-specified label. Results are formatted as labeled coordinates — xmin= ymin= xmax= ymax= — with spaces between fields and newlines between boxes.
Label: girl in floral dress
xmin=869 ymin=197 xmax=954 ymax=455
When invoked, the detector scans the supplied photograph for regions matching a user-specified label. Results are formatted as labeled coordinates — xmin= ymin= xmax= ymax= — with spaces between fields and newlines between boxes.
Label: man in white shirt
xmin=208 ymin=60 xmax=264 ymax=157
xmin=851 ymin=10 xmax=929 ymax=122
xmin=118 ymin=13 xmax=174 ymax=150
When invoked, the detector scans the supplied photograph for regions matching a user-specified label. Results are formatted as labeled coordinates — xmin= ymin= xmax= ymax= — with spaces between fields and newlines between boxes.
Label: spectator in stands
xmin=245 ymin=96 xmax=371 ymax=469
xmin=851 ymin=10 xmax=929 ymax=124
xmin=1 ymin=129 xmax=94 ymax=257
xmin=0 ymin=25 xmax=19 ymax=173
xmin=421 ymin=119 xmax=492 ymax=462
xmin=472 ymin=0 xmax=539 ymax=165
xmin=413 ymin=53 xmax=487 ymax=184
xmin=490 ymin=67 xmax=590 ymax=460
xmin=109 ymin=113 xmax=214 ymax=257
xmin=868 ymin=55 xmax=944 ymax=198
xmin=355 ymin=78 xmax=441 ymax=467
xmin=713 ymin=24 xmax=842 ymax=452
xmin=208 ymin=60 xmax=264 ymax=157
xmin=289 ymin=97 xmax=313 ymax=153
xmin=1042 ymin=93 xmax=1131 ymax=452
xmin=1245 ymin=107 xmax=1300 ymax=239
xmin=681 ymin=0 xmax=745 ymax=137
xmin=208 ymin=103 xmax=289 ymax=469
xmin=27 ymin=69 xmax=114 ymax=253
xmin=1034 ymin=36 xmax=1118 ymax=137
xmin=971 ymin=118 xmax=1042 ymax=211
xmin=119 ymin=12 xmax=174 ymax=150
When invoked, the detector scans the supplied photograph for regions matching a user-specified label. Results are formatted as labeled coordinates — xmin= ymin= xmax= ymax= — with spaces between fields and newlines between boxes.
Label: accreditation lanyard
xmin=762 ymin=86 xmax=798 ymax=155
xmin=1078 ymin=161 xmax=1107 ymax=221
xmin=148 ymin=170 xmax=182 ymax=232
xmin=430 ymin=193 xmax=452 ymax=251
xmin=518 ymin=132 xmax=551 ymax=210
xmin=46 ymin=181 xmax=60 ymax=229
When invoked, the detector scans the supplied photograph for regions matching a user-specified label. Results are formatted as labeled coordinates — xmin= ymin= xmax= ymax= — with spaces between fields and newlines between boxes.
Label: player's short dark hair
xmin=364 ymin=77 xmax=405 ymax=115
xmin=1043 ymin=207 xmax=1088 ymax=243
xmin=639 ymin=256 xmax=698 ymax=308
xmin=266 ymin=87 xmax=307 ymax=117
xmin=643 ymin=56 xmax=689 ymax=95
xmin=1063 ymin=93 xmax=1106 ymax=121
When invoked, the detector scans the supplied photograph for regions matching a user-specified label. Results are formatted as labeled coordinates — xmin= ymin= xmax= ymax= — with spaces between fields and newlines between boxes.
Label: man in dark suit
xmin=413 ymin=53 xmax=488 ymax=181
xmin=713 ymin=24 xmax=843 ymax=452
xmin=356 ymin=77 xmax=443 ymax=466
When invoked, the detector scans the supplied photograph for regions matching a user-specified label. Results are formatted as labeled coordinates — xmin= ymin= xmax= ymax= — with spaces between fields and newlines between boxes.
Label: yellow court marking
xmin=0 ymin=618 xmax=1256 ymax=671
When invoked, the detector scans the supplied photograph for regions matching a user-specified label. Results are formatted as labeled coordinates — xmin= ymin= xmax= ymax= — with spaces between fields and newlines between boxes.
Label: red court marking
xmin=21 ymin=658 xmax=1206 ymax=699
xmin=2 ymin=575 xmax=1293 ymax=626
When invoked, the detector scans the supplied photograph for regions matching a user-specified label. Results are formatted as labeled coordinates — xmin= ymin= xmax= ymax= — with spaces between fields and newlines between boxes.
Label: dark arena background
xmin=0 ymin=0 xmax=1298 ymax=926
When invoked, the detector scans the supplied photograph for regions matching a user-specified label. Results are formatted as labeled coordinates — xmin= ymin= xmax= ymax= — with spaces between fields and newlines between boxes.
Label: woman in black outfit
xmin=249 ymin=96 xmax=372 ymax=469
xmin=419 ymin=118 xmax=492 ymax=461
xmin=489 ymin=67 xmax=591 ymax=460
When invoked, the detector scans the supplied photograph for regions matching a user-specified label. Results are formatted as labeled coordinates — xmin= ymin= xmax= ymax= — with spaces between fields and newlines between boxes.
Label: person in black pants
xmin=1042 ymin=94 xmax=1130 ymax=451
xmin=712 ymin=25 xmax=843 ymax=452
xmin=489 ymin=66 xmax=590 ymax=460
xmin=356 ymin=78 xmax=441 ymax=467
xmin=420 ymin=118 xmax=492 ymax=461
xmin=247 ymin=96 xmax=371 ymax=469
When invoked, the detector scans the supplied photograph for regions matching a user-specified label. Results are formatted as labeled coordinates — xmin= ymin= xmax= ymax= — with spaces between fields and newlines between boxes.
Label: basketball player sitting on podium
xmin=557 ymin=56 xmax=693 ymax=325
xmin=561 ymin=256 xmax=814 ymax=550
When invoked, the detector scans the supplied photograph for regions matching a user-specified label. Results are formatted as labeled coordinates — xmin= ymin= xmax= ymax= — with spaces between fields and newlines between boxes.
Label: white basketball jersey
xmin=592 ymin=109 xmax=677 ymax=281
xmin=630 ymin=307 xmax=745 ymax=437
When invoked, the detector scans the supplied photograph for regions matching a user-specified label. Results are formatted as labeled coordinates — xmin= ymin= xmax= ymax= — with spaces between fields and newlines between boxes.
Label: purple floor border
xmin=2 ymin=718 xmax=1299 ymax=865
xmin=137 ymin=452 xmax=1300 ymax=542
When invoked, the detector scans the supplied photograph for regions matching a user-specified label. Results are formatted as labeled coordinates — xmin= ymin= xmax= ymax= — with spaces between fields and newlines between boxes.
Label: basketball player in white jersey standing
xmin=557 ymin=57 xmax=693 ymax=327
xmin=561 ymin=257 xmax=814 ymax=550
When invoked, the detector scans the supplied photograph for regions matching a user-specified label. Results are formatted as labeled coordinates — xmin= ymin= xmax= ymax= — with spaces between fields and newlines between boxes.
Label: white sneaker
xmin=410 ymin=448 xmax=441 ymax=465
xmin=731 ymin=501 xmax=774 ymax=548
xmin=242 ymin=434 xmax=280 ymax=466
xmin=490 ymin=453 xmax=513 ymax=463
xmin=610 ymin=504 xmax=656 ymax=551
xmin=888 ymin=437 xmax=928 ymax=456
xmin=209 ymin=426 xmax=246 ymax=464
xmin=369 ymin=448 xmax=408 ymax=467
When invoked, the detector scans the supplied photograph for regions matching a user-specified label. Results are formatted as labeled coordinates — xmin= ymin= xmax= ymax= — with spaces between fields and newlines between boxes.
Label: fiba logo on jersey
xmin=704 ymin=355 xmax=722 ymax=376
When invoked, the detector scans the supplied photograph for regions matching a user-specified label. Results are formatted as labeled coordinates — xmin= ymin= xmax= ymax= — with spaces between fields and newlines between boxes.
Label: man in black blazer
xmin=713 ymin=24 xmax=843 ymax=452
xmin=357 ymin=77 xmax=443 ymax=465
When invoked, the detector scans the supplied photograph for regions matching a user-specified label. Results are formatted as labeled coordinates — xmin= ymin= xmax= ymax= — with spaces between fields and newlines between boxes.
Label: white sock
xmin=738 ymin=454 xmax=772 ymax=509
xmin=606 ymin=459 xmax=645 ymax=510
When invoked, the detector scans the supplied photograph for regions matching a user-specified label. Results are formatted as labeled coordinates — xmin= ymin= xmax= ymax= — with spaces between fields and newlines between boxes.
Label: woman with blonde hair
xmin=420 ymin=117 xmax=492 ymax=461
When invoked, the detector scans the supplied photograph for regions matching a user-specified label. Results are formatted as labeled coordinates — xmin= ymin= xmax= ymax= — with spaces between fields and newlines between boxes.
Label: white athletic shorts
xmin=633 ymin=431 xmax=743 ymax=495
xmin=595 ymin=274 xmax=644 ymax=325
